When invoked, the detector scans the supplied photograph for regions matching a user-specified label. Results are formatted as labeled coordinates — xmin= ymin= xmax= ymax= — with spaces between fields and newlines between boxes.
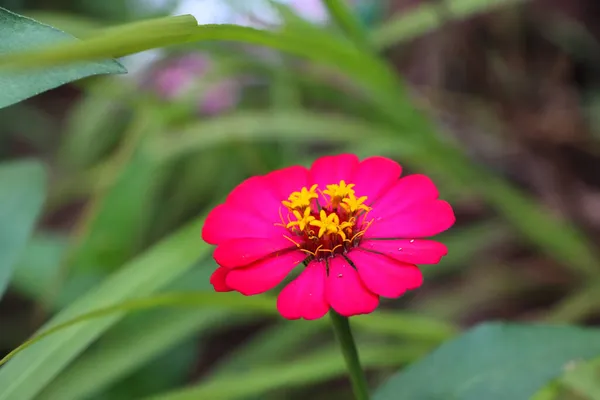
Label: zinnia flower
xmin=202 ymin=154 xmax=455 ymax=320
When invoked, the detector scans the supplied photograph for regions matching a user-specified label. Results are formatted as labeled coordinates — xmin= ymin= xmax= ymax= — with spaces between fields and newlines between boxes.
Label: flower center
xmin=278 ymin=180 xmax=373 ymax=260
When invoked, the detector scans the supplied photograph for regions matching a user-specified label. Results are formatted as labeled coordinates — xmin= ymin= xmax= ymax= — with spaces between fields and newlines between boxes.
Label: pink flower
xmin=153 ymin=54 xmax=210 ymax=99
xmin=151 ymin=54 xmax=240 ymax=115
xmin=202 ymin=154 xmax=455 ymax=320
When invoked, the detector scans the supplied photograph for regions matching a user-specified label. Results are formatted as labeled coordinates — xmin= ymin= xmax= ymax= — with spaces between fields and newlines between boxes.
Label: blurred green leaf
xmin=481 ymin=176 xmax=600 ymax=279
xmin=373 ymin=323 xmax=600 ymax=400
xmin=102 ymin=339 xmax=200 ymax=400
xmin=23 ymin=11 xmax=107 ymax=37
xmin=425 ymin=220 xmax=510 ymax=278
xmin=323 ymin=0 xmax=372 ymax=50
xmin=66 ymin=109 xmax=167 ymax=274
xmin=0 ymin=14 xmax=197 ymax=68
xmin=38 ymin=309 xmax=230 ymax=400
xmin=152 ymin=111 xmax=413 ymax=164
xmin=1 ymin=291 xmax=456 ymax=370
xmin=149 ymin=345 xmax=428 ymax=400
xmin=0 ymin=293 xmax=272 ymax=369
xmin=0 ymin=215 xmax=209 ymax=400
xmin=211 ymin=321 xmax=324 ymax=377
xmin=559 ymin=357 xmax=600 ymax=400
xmin=59 ymin=81 xmax=132 ymax=169
xmin=0 ymin=159 xmax=46 ymax=299
xmin=0 ymin=7 xmax=125 ymax=109
xmin=37 ymin=264 xmax=252 ymax=400
xmin=11 ymin=233 xmax=67 ymax=301
xmin=70 ymin=149 xmax=163 ymax=272
xmin=372 ymin=0 xmax=527 ymax=49
xmin=544 ymin=282 xmax=600 ymax=323
xmin=11 ymin=233 xmax=105 ymax=311
xmin=0 ymin=21 xmax=396 ymax=100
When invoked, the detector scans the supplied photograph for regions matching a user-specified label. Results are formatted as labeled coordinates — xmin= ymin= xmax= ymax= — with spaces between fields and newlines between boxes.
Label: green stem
xmin=330 ymin=310 xmax=370 ymax=400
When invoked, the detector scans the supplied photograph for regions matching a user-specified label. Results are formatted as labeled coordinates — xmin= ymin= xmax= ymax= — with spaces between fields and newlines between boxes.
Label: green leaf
xmin=11 ymin=233 xmax=106 ymax=311
xmin=148 ymin=345 xmax=429 ymax=400
xmin=323 ymin=0 xmax=372 ymax=50
xmin=36 ymin=265 xmax=253 ymax=400
xmin=211 ymin=321 xmax=324 ymax=377
xmin=0 ymin=159 xmax=46 ymax=298
xmin=23 ymin=11 xmax=107 ymax=38
xmin=0 ymin=14 xmax=197 ymax=69
xmin=0 ymin=291 xmax=456 ymax=371
xmin=425 ymin=220 xmax=510 ymax=278
xmin=371 ymin=0 xmax=527 ymax=49
xmin=559 ymin=357 xmax=600 ymax=400
xmin=70 ymin=147 xmax=163 ymax=272
xmin=481 ymin=176 xmax=600 ymax=279
xmin=0 ymin=7 xmax=125 ymax=109
xmin=11 ymin=233 xmax=67 ymax=301
xmin=59 ymin=80 xmax=132 ymax=169
xmin=373 ymin=323 xmax=600 ymax=400
xmin=38 ymin=309 xmax=232 ymax=400
xmin=151 ymin=111 xmax=414 ymax=164
xmin=64 ymin=108 xmax=167 ymax=274
xmin=0 ymin=215 xmax=210 ymax=400
xmin=0 ymin=21 xmax=397 ymax=100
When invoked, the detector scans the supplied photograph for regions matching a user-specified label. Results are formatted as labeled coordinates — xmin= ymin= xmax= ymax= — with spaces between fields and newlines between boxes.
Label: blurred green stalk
xmin=330 ymin=310 xmax=370 ymax=400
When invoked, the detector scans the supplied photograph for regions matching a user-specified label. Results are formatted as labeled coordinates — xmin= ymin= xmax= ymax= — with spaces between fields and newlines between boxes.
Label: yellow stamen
xmin=323 ymin=180 xmax=355 ymax=207
xmin=282 ymin=184 xmax=318 ymax=210
xmin=341 ymin=192 xmax=371 ymax=213
xmin=278 ymin=180 xmax=373 ymax=259
xmin=310 ymin=210 xmax=347 ymax=240
xmin=285 ymin=207 xmax=315 ymax=231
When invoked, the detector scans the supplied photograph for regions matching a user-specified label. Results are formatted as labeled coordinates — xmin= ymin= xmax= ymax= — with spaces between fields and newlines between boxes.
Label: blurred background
xmin=3 ymin=0 xmax=600 ymax=398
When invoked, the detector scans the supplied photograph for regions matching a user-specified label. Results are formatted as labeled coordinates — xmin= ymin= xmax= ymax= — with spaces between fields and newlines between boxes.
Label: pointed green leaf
xmin=0 ymin=6 xmax=125 ymax=109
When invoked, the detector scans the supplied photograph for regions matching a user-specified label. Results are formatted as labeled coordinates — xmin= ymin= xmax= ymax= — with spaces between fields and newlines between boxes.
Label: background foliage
xmin=2 ymin=0 xmax=600 ymax=399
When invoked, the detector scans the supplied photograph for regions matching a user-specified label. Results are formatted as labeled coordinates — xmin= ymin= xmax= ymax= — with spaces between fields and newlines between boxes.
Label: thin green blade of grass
xmin=372 ymin=0 xmax=527 ymax=49
xmin=0 ymin=292 xmax=457 ymax=369
xmin=0 ymin=215 xmax=210 ymax=400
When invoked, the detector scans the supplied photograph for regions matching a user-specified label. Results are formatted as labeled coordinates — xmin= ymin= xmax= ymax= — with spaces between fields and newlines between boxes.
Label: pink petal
xmin=226 ymin=250 xmax=306 ymax=295
xmin=326 ymin=256 xmax=379 ymax=317
xmin=348 ymin=249 xmax=423 ymax=298
xmin=225 ymin=176 xmax=282 ymax=222
xmin=359 ymin=239 xmax=448 ymax=264
xmin=199 ymin=80 xmax=239 ymax=115
xmin=277 ymin=260 xmax=329 ymax=320
xmin=365 ymin=200 xmax=455 ymax=239
xmin=210 ymin=266 xmax=233 ymax=292
xmin=351 ymin=156 xmax=402 ymax=204
xmin=309 ymin=154 xmax=359 ymax=205
xmin=369 ymin=174 xmax=439 ymax=220
xmin=202 ymin=203 xmax=287 ymax=245
xmin=214 ymin=237 xmax=298 ymax=268
xmin=265 ymin=165 xmax=309 ymax=201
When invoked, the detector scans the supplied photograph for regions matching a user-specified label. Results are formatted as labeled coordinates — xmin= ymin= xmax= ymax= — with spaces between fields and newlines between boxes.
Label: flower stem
xmin=329 ymin=310 xmax=370 ymax=400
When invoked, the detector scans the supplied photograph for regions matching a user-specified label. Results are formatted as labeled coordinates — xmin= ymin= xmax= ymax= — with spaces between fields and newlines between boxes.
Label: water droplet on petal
xmin=398 ymin=247 xmax=403 ymax=251
xmin=337 ymin=273 xmax=343 ymax=278
xmin=409 ymin=239 xmax=415 ymax=243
